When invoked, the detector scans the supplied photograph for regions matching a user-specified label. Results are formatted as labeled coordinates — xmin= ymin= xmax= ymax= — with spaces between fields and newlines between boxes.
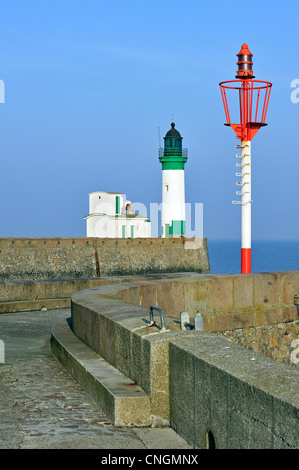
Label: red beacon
xmin=236 ymin=43 xmax=254 ymax=79
xmin=219 ymin=44 xmax=272 ymax=274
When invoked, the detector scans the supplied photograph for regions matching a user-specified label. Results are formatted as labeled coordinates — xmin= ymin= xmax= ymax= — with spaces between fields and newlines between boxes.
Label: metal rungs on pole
xmin=236 ymin=163 xmax=250 ymax=168
xmin=232 ymin=200 xmax=253 ymax=205
xmin=236 ymin=144 xmax=250 ymax=149
xmin=236 ymin=172 xmax=251 ymax=177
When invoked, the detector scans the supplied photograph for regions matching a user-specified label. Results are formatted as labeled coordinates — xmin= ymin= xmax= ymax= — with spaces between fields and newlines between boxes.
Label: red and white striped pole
xmin=220 ymin=43 xmax=272 ymax=275
xmin=241 ymin=140 xmax=251 ymax=273
xmin=239 ymin=66 xmax=252 ymax=274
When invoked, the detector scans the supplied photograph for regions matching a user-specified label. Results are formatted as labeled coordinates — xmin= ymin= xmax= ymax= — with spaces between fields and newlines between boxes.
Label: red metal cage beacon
xmin=219 ymin=44 xmax=272 ymax=274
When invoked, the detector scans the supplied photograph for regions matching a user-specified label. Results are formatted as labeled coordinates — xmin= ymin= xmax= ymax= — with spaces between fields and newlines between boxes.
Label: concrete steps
xmin=50 ymin=318 xmax=152 ymax=427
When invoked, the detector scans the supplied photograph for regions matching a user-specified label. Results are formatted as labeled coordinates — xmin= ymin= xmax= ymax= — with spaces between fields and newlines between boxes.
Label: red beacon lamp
xmin=219 ymin=44 xmax=272 ymax=274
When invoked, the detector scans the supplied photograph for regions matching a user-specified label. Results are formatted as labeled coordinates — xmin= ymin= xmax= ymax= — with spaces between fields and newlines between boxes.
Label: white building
xmin=85 ymin=191 xmax=151 ymax=238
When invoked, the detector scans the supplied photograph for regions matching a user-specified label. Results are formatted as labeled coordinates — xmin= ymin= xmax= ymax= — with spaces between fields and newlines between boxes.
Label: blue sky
xmin=0 ymin=0 xmax=298 ymax=240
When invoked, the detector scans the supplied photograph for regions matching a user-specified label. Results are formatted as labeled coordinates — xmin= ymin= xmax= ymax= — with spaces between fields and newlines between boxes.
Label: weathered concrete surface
xmin=51 ymin=319 xmax=152 ymax=427
xmin=0 ymin=278 xmax=99 ymax=314
xmin=119 ymin=273 xmax=299 ymax=332
xmin=0 ymin=309 xmax=191 ymax=449
xmin=2 ymin=271 xmax=296 ymax=449
xmin=0 ymin=273 xmax=193 ymax=314
xmin=67 ymin=273 xmax=299 ymax=448
xmin=0 ymin=237 xmax=210 ymax=281
xmin=218 ymin=321 xmax=299 ymax=369
xmin=71 ymin=283 xmax=185 ymax=421
xmin=169 ymin=334 xmax=299 ymax=449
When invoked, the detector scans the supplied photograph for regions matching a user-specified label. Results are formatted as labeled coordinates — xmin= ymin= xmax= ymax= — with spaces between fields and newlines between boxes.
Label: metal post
xmin=241 ymin=141 xmax=251 ymax=273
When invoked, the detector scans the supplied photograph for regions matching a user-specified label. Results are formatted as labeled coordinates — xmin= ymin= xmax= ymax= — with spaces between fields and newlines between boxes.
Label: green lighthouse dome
xmin=159 ymin=122 xmax=188 ymax=170
xmin=165 ymin=122 xmax=182 ymax=139
xmin=164 ymin=122 xmax=183 ymax=150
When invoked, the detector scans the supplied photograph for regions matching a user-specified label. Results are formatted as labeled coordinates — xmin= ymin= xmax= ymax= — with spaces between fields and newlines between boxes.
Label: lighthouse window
xmin=175 ymin=139 xmax=182 ymax=148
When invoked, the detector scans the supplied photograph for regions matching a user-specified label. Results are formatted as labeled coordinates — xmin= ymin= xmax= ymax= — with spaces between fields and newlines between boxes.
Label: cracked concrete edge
xmin=133 ymin=428 xmax=193 ymax=449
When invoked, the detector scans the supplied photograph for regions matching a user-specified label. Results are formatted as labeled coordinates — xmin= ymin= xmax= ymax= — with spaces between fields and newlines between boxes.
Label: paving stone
xmin=0 ymin=309 xmax=190 ymax=449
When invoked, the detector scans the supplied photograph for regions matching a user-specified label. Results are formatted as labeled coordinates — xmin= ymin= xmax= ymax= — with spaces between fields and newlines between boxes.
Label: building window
xmin=116 ymin=196 xmax=120 ymax=215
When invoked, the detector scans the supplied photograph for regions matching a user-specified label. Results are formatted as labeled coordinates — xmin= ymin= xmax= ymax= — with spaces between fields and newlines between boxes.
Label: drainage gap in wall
xmin=206 ymin=430 xmax=216 ymax=449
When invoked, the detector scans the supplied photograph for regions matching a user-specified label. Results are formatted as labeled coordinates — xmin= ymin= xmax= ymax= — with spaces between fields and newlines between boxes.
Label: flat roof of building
xmin=88 ymin=191 xmax=126 ymax=196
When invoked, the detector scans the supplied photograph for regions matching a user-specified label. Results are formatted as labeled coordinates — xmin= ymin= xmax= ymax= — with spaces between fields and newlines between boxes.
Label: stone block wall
xmin=218 ymin=321 xmax=299 ymax=369
xmin=0 ymin=237 xmax=210 ymax=281
xmin=181 ymin=272 xmax=299 ymax=331
xmin=119 ymin=273 xmax=299 ymax=332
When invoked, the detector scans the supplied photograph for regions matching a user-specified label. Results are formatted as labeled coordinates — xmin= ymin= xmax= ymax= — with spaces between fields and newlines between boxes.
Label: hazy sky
xmin=0 ymin=0 xmax=298 ymax=240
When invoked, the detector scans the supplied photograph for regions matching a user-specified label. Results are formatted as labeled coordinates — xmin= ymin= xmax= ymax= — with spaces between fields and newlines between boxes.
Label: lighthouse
xmin=159 ymin=122 xmax=188 ymax=238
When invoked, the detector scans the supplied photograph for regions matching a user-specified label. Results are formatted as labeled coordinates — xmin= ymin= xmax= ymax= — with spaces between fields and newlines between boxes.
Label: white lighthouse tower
xmin=159 ymin=122 xmax=188 ymax=238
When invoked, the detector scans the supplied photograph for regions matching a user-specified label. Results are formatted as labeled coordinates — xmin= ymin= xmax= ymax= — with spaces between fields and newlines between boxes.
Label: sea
xmin=208 ymin=240 xmax=299 ymax=274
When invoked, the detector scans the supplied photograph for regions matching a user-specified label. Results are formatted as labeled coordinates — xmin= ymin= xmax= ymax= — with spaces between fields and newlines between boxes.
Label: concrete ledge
xmin=119 ymin=273 xmax=299 ymax=332
xmin=0 ymin=278 xmax=106 ymax=313
xmin=66 ymin=273 xmax=299 ymax=447
xmin=169 ymin=333 xmax=299 ymax=449
xmin=0 ymin=273 xmax=193 ymax=314
xmin=51 ymin=318 xmax=152 ymax=427
xmin=0 ymin=298 xmax=71 ymax=313
xmin=71 ymin=282 xmax=185 ymax=421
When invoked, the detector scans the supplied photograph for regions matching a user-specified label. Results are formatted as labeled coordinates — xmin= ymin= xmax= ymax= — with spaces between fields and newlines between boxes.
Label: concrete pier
xmin=57 ymin=272 xmax=299 ymax=448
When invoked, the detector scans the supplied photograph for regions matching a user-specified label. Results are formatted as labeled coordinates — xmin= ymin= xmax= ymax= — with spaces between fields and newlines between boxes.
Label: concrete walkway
xmin=0 ymin=309 xmax=191 ymax=449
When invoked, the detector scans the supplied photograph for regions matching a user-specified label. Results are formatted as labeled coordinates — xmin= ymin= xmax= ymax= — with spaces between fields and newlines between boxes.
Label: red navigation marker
xmin=219 ymin=44 xmax=272 ymax=274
